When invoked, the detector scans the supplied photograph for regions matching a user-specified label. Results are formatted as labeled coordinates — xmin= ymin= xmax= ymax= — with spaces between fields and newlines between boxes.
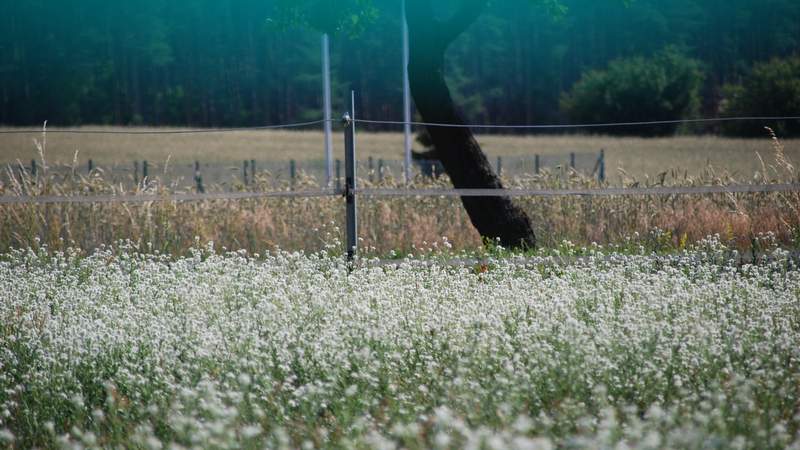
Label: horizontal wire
xmin=0 ymin=190 xmax=338 ymax=205
xmin=0 ymin=119 xmax=330 ymax=135
xmin=354 ymin=116 xmax=800 ymax=129
xmin=1 ymin=184 xmax=797 ymax=204
xmin=358 ymin=184 xmax=800 ymax=197
xmin=2 ymin=116 xmax=797 ymax=135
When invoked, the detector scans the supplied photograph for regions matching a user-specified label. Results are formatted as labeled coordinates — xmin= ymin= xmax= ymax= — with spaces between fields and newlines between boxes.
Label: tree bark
xmin=405 ymin=0 xmax=536 ymax=249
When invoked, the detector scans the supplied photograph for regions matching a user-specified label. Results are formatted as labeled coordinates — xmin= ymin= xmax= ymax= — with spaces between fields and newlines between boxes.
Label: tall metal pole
xmin=402 ymin=0 xmax=412 ymax=184
xmin=344 ymin=91 xmax=358 ymax=262
xmin=322 ymin=34 xmax=334 ymax=187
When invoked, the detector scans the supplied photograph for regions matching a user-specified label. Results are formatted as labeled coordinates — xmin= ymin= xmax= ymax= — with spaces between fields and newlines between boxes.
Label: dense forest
xmin=1 ymin=0 xmax=799 ymax=129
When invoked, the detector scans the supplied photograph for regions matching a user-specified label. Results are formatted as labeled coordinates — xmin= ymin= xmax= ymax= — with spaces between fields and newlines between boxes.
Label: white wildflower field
xmin=1 ymin=242 xmax=799 ymax=449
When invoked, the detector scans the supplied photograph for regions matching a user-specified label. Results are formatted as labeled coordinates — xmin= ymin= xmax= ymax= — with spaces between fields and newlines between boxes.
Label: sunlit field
xmin=2 ymin=128 xmax=799 ymax=182
xmin=1 ymin=239 xmax=798 ymax=449
xmin=4 ymin=1 xmax=800 ymax=449
xmin=2 ymin=130 xmax=798 ymax=449
xmin=1 ymin=129 xmax=799 ymax=255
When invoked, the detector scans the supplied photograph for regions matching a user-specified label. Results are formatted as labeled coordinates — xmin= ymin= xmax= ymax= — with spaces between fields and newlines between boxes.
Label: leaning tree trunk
xmin=406 ymin=0 xmax=536 ymax=249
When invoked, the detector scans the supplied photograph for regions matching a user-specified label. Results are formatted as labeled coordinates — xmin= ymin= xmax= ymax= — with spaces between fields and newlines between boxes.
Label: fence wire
xmin=359 ymin=184 xmax=800 ymax=198
xmin=0 ymin=190 xmax=337 ymax=205
xmin=354 ymin=116 xmax=800 ymax=129
xmin=2 ymin=115 xmax=799 ymax=204
xmin=0 ymin=119 xmax=328 ymax=135
xmin=1 ymin=115 xmax=798 ymax=134
xmin=1 ymin=184 xmax=798 ymax=205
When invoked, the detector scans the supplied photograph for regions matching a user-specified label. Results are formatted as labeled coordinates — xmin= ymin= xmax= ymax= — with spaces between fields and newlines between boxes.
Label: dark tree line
xmin=1 ymin=0 xmax=799 ymax=128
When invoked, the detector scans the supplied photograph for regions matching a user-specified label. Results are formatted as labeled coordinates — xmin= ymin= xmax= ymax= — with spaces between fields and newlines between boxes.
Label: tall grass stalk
xmin=1 ymin=131 xmax=798 ymax=256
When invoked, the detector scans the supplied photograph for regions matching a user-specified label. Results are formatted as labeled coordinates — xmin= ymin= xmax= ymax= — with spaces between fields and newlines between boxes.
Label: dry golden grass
xmin=2 ymin=127 xmax=798 ymax=181
xmin=1 ymin=176 xmax=797 ymax=256
xmin=1 ymin=127 xmax=798 ymax=255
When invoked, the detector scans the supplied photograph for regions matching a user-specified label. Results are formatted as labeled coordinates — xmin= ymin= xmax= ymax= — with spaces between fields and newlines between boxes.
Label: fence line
xmin=359 ymin=184 xmax=800 ymax=198
xmin=354 ymin=116 xmax=800 ymax=130
xmin=0 ymin=190 xmax=337 ymax=205
xmin=0 ymin=119 xmax=328 ymax=135
xmin=1 ymin=115 xmax=799 ymax=135
xmin=3 ymin=111 xmax=799 ymax=261
xmin=1 ymin=183 xmax=798 ymax=205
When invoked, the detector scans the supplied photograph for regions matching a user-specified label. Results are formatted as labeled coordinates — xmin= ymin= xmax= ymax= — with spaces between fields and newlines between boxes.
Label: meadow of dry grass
xmin=1 ymin=127 xmax=798 ymax=255
xmin=1 ymin=129 xmax=798 ymax=256
xmin=2 ymin=127 xmax=799 ymax=181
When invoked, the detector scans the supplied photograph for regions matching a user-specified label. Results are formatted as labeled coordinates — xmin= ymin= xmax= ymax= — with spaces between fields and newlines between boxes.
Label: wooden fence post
xmin=134 ymin=161 xmax=139 ymax=183
xmin=31 ymin=159 xmax=37 ymax=177
xmin=194 ymin=161 xmax=204 ymax=193
xmin=290 ymin=160 xmax=296 ymax=189
xmin=497 ymin=156 xmax=503 ymax=177
xmin=243 ymin=160 xmax=249 ymax=186
xmin=599 ymin=149 xmax=606 ymax=182
xmin=570 ymin=152 xmax=576 ymax=170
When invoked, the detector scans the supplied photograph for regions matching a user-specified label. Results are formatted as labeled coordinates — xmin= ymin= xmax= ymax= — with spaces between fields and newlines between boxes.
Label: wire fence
xmin=2 ymin=114 xmax=799 ymax=205
xmin=352 ymin=115 xmax=800 ymax=129
xmin=0 ymin=190 xmax=337 ymax=205
xmin=0 ymin=119 xmax=328 ymax=135
xmin=2 ymin=115 xmax=799 ymax=134
xmin=360 ymin=184 xmax=800 ymax=198
xmin=2 ymin=183 xmax=797 ymax=206
xmin=3 ymin=113 xmax=799 ymax=259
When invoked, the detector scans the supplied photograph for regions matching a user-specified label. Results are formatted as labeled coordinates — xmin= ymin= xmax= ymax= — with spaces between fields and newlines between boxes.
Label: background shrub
xmin=721 ymin=56 xmax=800 ymax=137
xmin=561 ymin=48 xmax=704 ymax=136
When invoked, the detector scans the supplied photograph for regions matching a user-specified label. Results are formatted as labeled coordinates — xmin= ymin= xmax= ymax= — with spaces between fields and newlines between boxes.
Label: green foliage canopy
xmin=721 ymin=56 xmax=800 ymax=137
xmin=1 ymin=0 xmax=798 ymax=129
xmin=269 ymin=0 xmax=379 ymax=35
xmin=270 ymin=0 xmax=567 ymax=35
xmin=560 ymin=48 xmax=705 ymax=136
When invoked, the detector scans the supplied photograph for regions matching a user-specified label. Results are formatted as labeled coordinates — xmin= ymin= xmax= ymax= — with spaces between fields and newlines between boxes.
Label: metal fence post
xmin=243 ymin=160 xmax=249 ymax=186
xmin=31 ymin=159 xmax=37 ymax=177
xmin=344 ymin=91 xmax=358 ymax=263
xmin=570 ymin=152 xmax=576 ymax=170
xmin=322 ymin=34 xmax=334 ymax=187
xmin=535 ymin=154 xmax=540 ymax=175
xmin=497 ymin=156 xmax=503 ymax=177
xmin=143 ymin=160 xmax=149 ymax=181
xmin=88 ymin=159 xmax=94 ymax=174
xmin=402 ymin=0 xmax=412 ymax=185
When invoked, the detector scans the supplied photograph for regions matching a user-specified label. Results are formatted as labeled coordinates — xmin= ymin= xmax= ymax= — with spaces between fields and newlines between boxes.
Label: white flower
xmin=0 ymin=429 xmax=14 ymax=444
xmin=237 ymin=373 xmax=252 ymax=387
xmin=241 ymin=425 xmax=261 ymax=439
